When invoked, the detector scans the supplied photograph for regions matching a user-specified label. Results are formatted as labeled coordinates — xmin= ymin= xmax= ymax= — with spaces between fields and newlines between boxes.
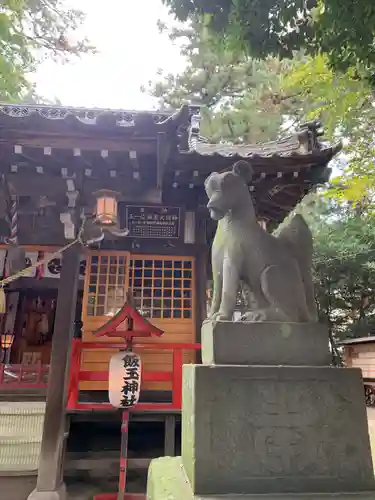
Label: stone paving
xmin=368 ymin=408 xmax=375 ymax=457
xmin=0 ymin=476 xmax=105 ymax=500
xmin=0 ymin=471 xmax=145 ymax=500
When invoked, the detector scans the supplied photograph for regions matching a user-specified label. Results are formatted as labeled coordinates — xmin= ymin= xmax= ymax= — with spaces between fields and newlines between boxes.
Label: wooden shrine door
xmin=82 ymin=251 xmax=131 ymax=336
xmin=80 ymin=251 xmax=196 ymax=391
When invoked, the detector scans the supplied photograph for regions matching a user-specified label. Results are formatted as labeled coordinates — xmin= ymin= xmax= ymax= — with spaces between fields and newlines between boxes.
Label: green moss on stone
xmin=147 ymin=456 xmax=193 ymax=500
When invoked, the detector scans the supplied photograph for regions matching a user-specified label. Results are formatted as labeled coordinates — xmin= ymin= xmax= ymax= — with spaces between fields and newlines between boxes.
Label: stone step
xmin=0 ymin=402 xmax=45 ymax=473
xmin=0 ymin=391 xmax=46 ymax=402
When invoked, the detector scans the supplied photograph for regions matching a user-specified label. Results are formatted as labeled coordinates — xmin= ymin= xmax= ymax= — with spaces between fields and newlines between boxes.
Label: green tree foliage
xmin=293 ymin=195 xmax=375 ymax=344
xmin=0 ymin=0 xmax=93 ymax=101
xmin=160 ymin=2 xmax=375 ymax=201
xmin=145 ymin=22 xmax=300 ymax=143
xmin=162 ymin=0 xmax=375 ymax=74
xmin=281 ymin=54 xmax=375 ymax=203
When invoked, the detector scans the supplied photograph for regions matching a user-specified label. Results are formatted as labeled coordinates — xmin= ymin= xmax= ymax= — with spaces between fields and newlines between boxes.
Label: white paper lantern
xmin=108 ymin=351 xmax=142 ymax=409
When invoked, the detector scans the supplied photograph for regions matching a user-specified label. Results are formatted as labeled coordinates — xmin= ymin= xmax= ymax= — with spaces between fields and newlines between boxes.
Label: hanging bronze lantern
xmin=93 ymin=190 xmax=119 ymax=226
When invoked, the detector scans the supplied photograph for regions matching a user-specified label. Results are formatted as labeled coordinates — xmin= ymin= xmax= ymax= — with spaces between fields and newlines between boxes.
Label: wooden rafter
xmin=157 ymin=132 xmax=171 ymax=190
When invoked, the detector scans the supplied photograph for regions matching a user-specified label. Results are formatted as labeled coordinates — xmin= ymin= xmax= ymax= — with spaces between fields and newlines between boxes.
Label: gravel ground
xmin=0 ymin=469 xmax=146 ymax=500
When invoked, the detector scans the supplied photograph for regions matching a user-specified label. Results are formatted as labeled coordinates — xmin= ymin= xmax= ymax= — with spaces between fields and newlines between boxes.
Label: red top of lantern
xmin=93 ymin=300 xmax=164 ymax=340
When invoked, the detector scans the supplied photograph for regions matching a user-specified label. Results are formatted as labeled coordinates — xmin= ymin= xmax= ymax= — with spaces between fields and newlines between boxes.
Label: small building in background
xmin=341 ymin=336 xmax=375 ymax=406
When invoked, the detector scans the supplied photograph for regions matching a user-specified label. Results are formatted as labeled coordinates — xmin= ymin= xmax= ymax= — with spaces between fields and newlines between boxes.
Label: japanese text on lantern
xmin=120 ymin=353 xmax=142 ymax=408
xmin=108 ymin=351 xmax=142 ymax=409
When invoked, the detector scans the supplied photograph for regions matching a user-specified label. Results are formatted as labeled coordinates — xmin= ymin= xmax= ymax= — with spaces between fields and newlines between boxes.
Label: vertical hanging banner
xmin=108 ymin=351 xmax=142 ymax=409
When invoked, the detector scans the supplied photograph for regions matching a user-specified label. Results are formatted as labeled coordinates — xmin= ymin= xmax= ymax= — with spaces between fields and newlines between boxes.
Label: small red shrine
xmin=93 ymin=299 xmax=164 ymax=340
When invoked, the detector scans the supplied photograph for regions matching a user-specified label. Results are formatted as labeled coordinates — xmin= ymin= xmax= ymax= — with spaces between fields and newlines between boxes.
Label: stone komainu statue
xmin=205 ymin=160 xmax=317 ymax=323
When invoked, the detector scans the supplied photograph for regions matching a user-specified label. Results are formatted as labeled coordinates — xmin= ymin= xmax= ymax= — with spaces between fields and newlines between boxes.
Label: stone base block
xmin=201 ymin=321 xmax=331 ymax=366
xmin=147 ymin=457 xmax=375 ymax=500
xmin=27 ymin=483 xmax=67 ymax=500
xmin=181 ymin=365 xmax=374 ymax=496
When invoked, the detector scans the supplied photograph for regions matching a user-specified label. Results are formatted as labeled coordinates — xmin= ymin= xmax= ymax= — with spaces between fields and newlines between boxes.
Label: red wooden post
xmin=17 ymin=364 xmax=23 ymax=383
xmin=118 ymin=410 xmax=130 ymax=499
xmin=36 ymin=360 xmax=42 ymax=385
xmin=172 ymin=349 xmax=183 ymax=409
xmin=91 ymin=301 xmax=163 ymax=500
xmin=67 ymin=338 xmax=82 ymax=410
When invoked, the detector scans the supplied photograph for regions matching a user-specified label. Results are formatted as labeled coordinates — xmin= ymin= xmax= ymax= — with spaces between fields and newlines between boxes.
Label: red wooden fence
xmin=67 ymin=339 xmax=201 ymax=411
xmin=0 ymin=340 xmax=201 ymax=412
xmin=0 ymin=362 xmax=49 ymax=389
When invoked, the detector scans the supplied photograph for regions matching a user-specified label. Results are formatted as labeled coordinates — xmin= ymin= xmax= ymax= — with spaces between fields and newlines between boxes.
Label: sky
xmin=32 ymin=0 xmax=186 ymax=110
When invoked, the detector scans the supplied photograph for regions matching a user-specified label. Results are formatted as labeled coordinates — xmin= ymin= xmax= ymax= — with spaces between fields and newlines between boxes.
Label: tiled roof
xmin=339 ymin=336 xmax=375 ymax=345
xmin=190 ymin=136 xmax=342 ymax=161
xmin=0 ymin=102 xmax=342 ymax=163
xmin=0 ymin=103 xmax=172 ymax=126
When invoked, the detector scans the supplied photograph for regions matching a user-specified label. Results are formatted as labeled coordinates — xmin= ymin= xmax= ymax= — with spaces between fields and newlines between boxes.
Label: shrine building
xmin=0 ymin=103 xmax=340 ymax=494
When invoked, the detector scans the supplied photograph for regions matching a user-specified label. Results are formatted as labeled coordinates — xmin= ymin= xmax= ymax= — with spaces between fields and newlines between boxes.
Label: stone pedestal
xmin=182 ymin=365 xmax=374 ymax=496
xmin=147 ymin=322 xmax=375 ymax=499
xmin=148 ymin=457 xmax=375 ymax=499
xmin=201 ymin=321 xmax=331 ymax=366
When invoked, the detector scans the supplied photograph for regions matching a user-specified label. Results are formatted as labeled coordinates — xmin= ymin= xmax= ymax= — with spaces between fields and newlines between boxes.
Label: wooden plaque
xmin=124 ymin=205 xmax=180 ymax=239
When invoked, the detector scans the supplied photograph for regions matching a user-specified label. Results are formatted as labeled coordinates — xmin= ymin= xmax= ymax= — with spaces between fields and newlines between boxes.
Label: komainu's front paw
xmin=215 ymin=311 xmax=232 ymax=321
xmin=204 ymin=311 xmax=233 ymax=323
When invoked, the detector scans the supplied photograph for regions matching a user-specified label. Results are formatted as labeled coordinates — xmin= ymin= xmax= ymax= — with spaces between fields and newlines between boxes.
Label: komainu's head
xmin=204 ymin=160 xmax=254 ymax=220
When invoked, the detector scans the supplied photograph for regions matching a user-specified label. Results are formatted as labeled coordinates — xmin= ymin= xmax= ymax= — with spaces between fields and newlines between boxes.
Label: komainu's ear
xmin=204 ymin=172 xmax=217 ymax=188
xmin=232 ymin=160 xmax=253 ymax=183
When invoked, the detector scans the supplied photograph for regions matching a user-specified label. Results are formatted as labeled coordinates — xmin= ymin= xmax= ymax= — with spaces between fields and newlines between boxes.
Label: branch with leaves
xmin=144 ymin=20 xmax=304 ymax=143
xmin=285 ymin=194 xmax=375 ymax=341
xmin=162 ymin=0 xmax=375 ymax=76
xmin=0 ymin=0 xmax=95 ymax=101
xmin=281 ymin=54 xmax=375 ymax=202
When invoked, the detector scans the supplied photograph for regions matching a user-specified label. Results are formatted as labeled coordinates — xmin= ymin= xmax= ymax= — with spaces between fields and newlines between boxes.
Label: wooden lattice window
xmin=129 ymin=257 xmax=194 ymax=320
xmin=86 ymin=252 xmax=130 ymax=317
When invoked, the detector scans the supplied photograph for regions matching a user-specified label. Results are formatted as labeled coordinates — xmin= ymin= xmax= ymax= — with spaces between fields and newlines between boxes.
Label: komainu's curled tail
xmin=277 ymin=214 xmax=318 ymax=321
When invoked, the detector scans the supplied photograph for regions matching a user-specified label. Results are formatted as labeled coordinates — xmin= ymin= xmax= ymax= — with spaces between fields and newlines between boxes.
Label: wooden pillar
xmin=195 ymin=209 xmax=208 ymax=345
xmin=164 ymin=415 xmax=176 ymax=456
xmin=28 ymin=243 xmax=81 ymax=500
